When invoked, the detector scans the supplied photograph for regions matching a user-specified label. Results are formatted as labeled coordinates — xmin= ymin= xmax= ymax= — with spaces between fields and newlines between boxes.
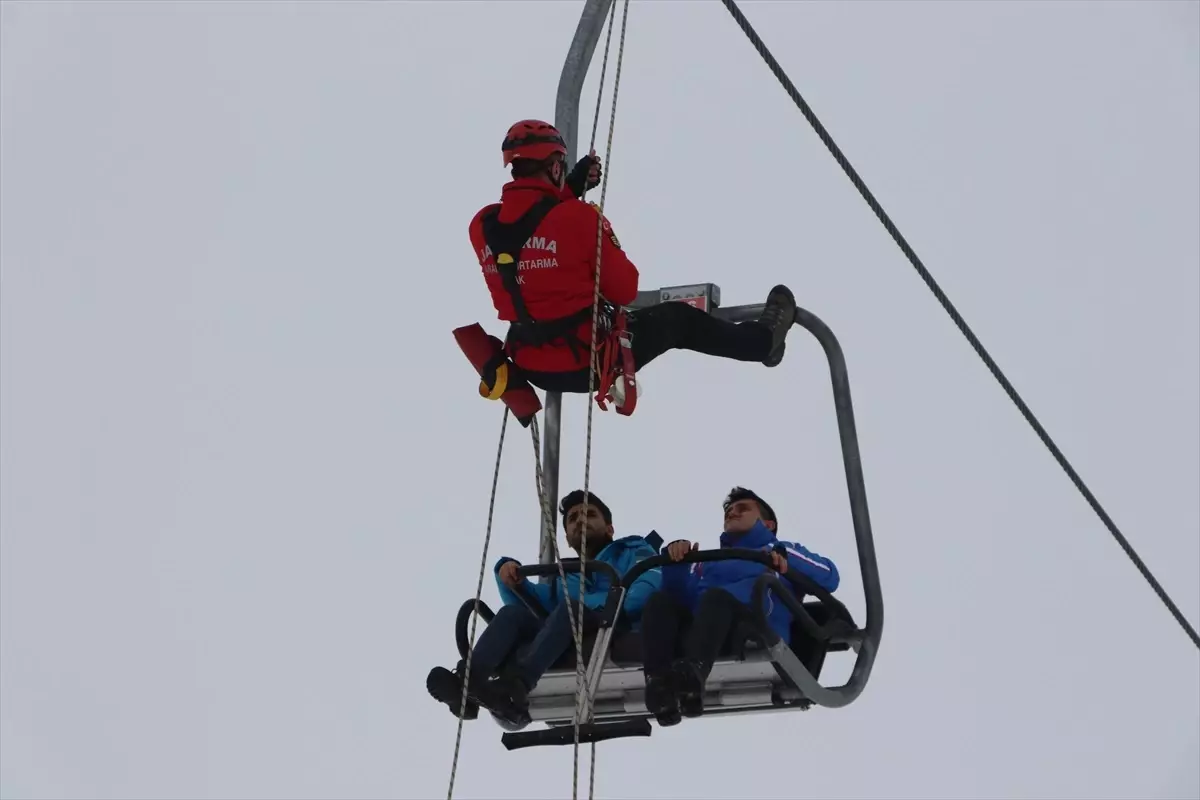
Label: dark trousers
xmin=521 ymin=302 xmax=773 ymax=393
xmin=468 ymin=601 xmax=597 ymax=689
xmin=640 ymin=588 xmax=752 ymax=678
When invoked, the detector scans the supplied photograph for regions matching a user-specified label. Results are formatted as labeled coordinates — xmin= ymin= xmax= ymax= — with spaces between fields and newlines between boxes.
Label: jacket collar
xmin=497 ymin=177 xmax=566 ymax=222
xmin=719 ymin=519 xmax=776 ymax=549
xmin=502 ymin=177 xmax=561 ymax=197
xmin=570 ymin=533 xmax=659 ymax=565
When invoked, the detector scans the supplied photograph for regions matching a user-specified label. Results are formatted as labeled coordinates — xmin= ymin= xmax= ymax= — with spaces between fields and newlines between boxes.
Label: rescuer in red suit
xmin=467 ymin=119 xmax=797 ymax=394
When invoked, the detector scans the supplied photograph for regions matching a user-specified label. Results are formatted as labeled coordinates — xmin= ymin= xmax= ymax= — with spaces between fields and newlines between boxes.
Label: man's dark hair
xmin=723 ymin=486 xmax=778 ymax=531
xmin=559 ymin=489 xmax=612 ymax=529
xmin=511 ymin=155 xmax=561 ymax=179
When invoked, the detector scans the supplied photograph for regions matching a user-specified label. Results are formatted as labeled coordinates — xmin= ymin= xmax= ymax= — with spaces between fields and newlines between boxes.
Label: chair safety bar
xmin=621 ymin=547 xmax=856 ymax=634
xmin=512 ymin=560 xmax=626 ymax=628
xmin=455 ymin=598 xmax=497 ymax=663
xmin=511 ymin=560 xmax=627 ymax=716
xmin=455 ymin=559 xmax=625 ymax=663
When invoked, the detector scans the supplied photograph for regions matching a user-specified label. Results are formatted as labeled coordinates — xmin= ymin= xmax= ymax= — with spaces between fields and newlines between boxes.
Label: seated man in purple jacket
xmin=639 ymin=486 xmax=840 ymax=726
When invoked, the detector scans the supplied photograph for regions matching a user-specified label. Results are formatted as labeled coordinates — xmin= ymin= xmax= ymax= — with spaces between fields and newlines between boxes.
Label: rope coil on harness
xmin=718 ymin=0 xmax=1199 ymax=649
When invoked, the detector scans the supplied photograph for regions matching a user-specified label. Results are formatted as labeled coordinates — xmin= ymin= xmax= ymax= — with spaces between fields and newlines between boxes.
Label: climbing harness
xmin=479 ymin=195 xmax=595 ymax=363
xmin=457 ymin=193 xmax=638 ymax=420
xmin=717 ymin=0 xmax=1198 ymax=650
xmin=478 ymin=191 xmax=637 ymax=416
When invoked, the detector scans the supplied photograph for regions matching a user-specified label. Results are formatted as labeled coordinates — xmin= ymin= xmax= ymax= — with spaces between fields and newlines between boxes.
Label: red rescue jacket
xmin=468 ymin=178 xmax=639 ymax=373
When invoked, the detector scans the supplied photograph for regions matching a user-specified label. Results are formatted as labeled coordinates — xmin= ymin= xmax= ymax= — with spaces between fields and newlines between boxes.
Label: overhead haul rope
xmin=719 ymin=0 xmax=1200 ymax=649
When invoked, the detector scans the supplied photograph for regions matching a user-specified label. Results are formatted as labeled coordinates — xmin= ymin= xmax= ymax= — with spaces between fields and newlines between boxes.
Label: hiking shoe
xmin=758 ymin=284 xmax=796 ymax=367
xmin=643 ymin=672 xmax=682 ymax=727
xmin=426 ymin=664 xmax=479 ymax=720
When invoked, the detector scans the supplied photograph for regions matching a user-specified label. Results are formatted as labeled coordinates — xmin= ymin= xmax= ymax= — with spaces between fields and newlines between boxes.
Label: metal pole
xmin=540 ymin=0 xmax=616 ymax=570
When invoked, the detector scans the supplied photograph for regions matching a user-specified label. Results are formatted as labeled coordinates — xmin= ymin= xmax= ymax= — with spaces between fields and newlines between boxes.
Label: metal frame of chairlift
xmin=452 ymin=0 xmax=884 ymax=749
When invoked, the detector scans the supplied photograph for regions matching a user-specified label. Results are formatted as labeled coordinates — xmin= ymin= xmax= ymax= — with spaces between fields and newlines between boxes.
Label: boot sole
xmin=761 ymin=285 xmax=796 ymax=366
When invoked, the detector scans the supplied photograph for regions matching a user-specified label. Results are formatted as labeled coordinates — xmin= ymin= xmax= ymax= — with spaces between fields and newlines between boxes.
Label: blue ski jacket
xmin=493 ymin=534 xmax=663 ymax=628
xmin=660 ymin=520 xmax=840 ymax=643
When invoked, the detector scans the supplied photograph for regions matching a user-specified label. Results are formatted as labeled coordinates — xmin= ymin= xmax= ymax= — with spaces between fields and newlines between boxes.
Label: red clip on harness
xmin=593 ymin=309 xmax=637 ymax=416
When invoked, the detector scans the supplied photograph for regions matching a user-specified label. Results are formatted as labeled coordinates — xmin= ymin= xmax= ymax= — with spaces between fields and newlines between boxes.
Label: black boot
xmin=426 ymin=661 xmax=480 ymax=720
xmin=670 ymin=658 xmax=707 ymax=718
xmin=643 ymin=672 xmax=682 ymax=727
xmin=758 ymin=284 xmax=797 ymax=367
xmin=473 ymin=674 xmax=531 ymax=729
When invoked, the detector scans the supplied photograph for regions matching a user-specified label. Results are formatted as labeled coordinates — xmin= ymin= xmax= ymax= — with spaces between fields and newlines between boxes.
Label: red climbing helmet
xmin=502 ymin=119 xmax=567 ymax=166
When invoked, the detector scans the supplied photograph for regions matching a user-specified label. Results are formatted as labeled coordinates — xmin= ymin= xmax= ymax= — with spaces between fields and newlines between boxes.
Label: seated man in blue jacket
xmin=426 ymin=489 xmax=662 ymax=727
xmin=639 ymin=486 xmax=839 ymax=726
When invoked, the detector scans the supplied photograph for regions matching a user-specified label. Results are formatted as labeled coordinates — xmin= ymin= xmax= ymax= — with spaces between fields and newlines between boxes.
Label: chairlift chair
xmin=451 ymin=286 xmax=883 ymax=750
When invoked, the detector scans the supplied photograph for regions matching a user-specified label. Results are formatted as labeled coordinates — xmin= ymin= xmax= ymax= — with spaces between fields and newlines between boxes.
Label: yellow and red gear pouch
xmin=453 ymin=323 xmax=542 ymax=427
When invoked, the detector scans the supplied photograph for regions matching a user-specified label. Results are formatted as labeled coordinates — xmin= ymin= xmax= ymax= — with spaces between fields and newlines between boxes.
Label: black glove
xmin=566 ymin=154 xmax=602 ymax=198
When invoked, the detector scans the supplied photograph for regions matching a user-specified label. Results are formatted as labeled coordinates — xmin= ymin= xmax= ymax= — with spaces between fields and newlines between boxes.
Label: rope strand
xmin=579 ymin=2 xmax=633 ymax=797
xmin=570 ymin=3 xmax=621 ymax=782
xmin=529 ymin=415 xmax=589 ymax=800
xmin=445 ymin=409 xmax=510 ymax=800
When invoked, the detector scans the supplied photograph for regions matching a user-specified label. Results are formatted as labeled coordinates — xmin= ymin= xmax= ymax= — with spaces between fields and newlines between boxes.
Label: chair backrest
xmin=643 ymin=530 xmax=664 ymax=553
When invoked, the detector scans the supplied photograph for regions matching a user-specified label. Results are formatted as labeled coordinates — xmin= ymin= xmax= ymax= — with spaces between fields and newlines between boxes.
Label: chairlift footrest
xmin=500 ymin=718 xmax=652 ymax=751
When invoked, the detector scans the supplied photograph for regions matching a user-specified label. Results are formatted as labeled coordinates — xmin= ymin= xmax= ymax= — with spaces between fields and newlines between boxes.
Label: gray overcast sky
xmin=2 ymin=1 xmax=1197 ymax=798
